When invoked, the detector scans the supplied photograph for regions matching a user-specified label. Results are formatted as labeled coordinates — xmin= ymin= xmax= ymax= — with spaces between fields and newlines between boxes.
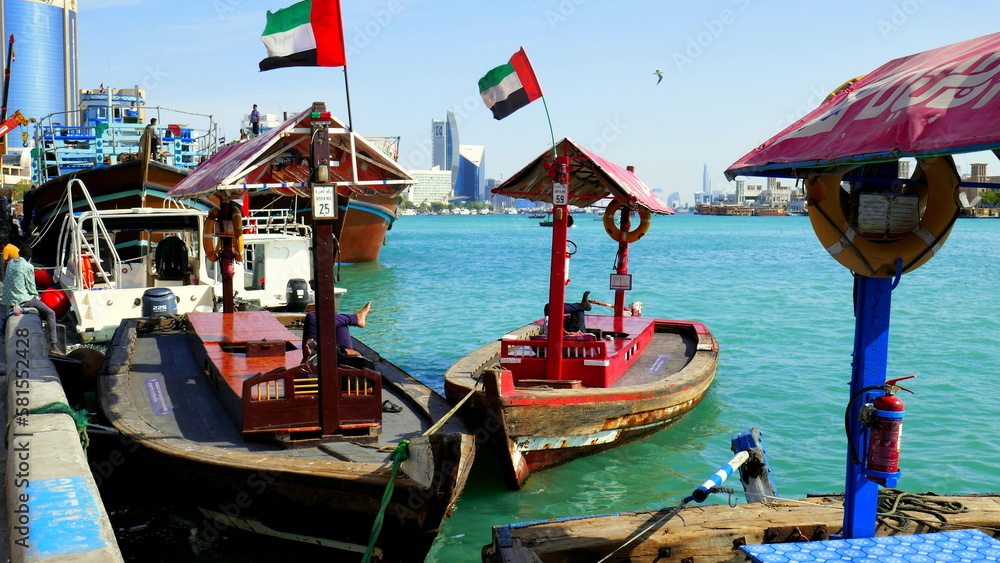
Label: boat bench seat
xmin=527 ymin=333 xmax=597 ymax=342
xmin=515 ymin=379 xmax=582 ymax=389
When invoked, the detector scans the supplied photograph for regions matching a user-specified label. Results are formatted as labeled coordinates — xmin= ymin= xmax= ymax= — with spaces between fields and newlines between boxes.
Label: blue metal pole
xmin=843 ymin=275 xmax=894 ymax=538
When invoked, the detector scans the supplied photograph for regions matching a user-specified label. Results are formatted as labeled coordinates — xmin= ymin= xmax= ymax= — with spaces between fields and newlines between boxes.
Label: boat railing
xmin=32 ymin=106 xmax=219 ymax=182
xmin=51 ymin=179 xmax=123 ymax=290
xmin=242 ymin=360 xmax=383 ymax=434
xmin=500 ymin=338 xmax=608 ymax=360
xmin=243 ymin=208 xmax=311 ymax=238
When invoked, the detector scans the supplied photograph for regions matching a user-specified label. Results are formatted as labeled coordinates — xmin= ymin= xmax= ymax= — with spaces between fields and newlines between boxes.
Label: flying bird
xmin=653 ymin=69 xmax=664 ymax=85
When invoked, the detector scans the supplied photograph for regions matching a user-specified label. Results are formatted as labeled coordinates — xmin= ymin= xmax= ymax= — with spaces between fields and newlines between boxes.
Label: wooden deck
xmin=100 ymin=315 xmax=476 ymax=559
xmin=485 ymin=494 xmax=1000 ymax=563
xmin=107 ymin=315 xmax=457 ymax=463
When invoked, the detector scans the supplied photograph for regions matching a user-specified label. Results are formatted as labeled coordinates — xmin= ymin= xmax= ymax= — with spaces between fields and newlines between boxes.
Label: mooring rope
xmin=5 ymin=401 xmax=90 ymax=451
xmin=877 ymin=488 xmax=970 ymax=533
xmin=362 ymin=439 xmax=409 ymax=563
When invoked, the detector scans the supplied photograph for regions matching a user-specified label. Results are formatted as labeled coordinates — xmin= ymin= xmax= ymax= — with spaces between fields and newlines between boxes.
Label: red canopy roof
xmin=493 ymin=138 xmax=673 ymax=213
xmin=727 ymin=32 xmax=1000 ymax=179
xmin=169 ymin=109 xmax=413 ymax=200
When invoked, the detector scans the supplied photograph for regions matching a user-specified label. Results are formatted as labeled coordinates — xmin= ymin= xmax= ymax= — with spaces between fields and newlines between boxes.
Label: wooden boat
xmin=485 ymin=32 xmax=1000 ymax=562
xmin=100 ymin=313 xmax=474 ymax=560
xmin=444 ymin=139 xmax=718 ymax=489
xmin=752 ymin=206 xmax=787 ymax=216
xmin=98 ymin=103 xmax=471 ymax=559
xmin=483 ymin=430 xmax=1000 ymax=562
xmin=237 ymin=135 xmax=407 ymax=264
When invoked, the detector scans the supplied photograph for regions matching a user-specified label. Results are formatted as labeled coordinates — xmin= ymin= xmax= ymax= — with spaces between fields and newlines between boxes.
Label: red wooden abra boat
xmin=444 ymin=139 xmax=719 ymax=489
xmin=100 ymin=104 xmax=473 ymax=560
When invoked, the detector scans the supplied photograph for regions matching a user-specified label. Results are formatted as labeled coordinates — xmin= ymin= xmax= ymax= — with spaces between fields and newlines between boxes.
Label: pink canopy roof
xmin=727 ymin=32 xmax=1000 ymax=179
xmin=169 ymin=108 xmax=413 ymax=200
xmin=493 ymin=138 xmax=673 ymax=213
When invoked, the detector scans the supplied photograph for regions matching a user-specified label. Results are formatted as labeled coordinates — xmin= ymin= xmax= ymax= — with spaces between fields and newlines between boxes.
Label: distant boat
xmin=753 ymin=206 xmax=788 ymax=216
xmin=528 ymin=213 xmax=545 ymax=218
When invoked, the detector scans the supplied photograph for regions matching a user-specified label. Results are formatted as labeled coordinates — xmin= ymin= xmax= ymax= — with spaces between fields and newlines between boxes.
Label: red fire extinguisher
xmin=865 ymin=375 xmax=915 ymax=485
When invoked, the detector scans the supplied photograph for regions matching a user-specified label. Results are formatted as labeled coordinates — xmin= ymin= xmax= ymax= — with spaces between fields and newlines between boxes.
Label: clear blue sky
xmin=80 ymin=0 xmax=1000 ymax=204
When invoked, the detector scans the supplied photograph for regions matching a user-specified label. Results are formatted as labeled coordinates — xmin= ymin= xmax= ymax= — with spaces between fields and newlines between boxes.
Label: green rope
xmin=362 ymin=440 xmax=410 ymax=563
xmin=877 ymin=488 xmax=970 ymax=533
xmin=4 ymin=402 xmax=90 ymax=451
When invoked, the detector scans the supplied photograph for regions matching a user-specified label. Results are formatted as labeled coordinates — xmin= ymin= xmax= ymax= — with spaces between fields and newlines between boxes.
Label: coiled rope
xmin=877 ymin=488 xmax=970 ymax=533
xmin=362 ymin=439 xmax=409 ymax=563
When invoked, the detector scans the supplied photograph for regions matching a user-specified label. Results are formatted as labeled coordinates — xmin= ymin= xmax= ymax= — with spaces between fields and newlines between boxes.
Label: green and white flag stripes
xmin=479 ymin=47 xmax=544 ymax=120
xmin=259 ymin=0 xmax=346 ymax=71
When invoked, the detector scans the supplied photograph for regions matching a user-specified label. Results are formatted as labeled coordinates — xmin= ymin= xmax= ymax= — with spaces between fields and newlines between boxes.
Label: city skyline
xmin=58 ymin=1 xmax=1000 ymax=205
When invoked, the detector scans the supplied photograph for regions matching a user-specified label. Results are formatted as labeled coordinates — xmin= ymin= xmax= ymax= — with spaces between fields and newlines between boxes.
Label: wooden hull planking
xmin=339 ymin=194 xmax=398 ymax=264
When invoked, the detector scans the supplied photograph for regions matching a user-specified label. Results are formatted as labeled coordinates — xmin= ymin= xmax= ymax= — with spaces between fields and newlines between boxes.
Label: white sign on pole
xmin=312 ymin=185 xmax=337 ymax=219
xmin=553 ymin=182 xmax=568 ymax=206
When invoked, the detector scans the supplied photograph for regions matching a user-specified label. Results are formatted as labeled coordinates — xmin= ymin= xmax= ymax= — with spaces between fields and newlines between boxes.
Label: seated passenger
xmin=543 ymin=291 xmax=592 ymax=334
xmin=302 ymin=301 xmax=371 ymax=362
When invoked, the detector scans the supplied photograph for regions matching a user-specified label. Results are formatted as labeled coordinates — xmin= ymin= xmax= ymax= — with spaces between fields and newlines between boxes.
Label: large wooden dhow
xmin=99 ymin=103 xmax=471 ymax=560
xmin=444 ymin=139 xmax=719 ymax=489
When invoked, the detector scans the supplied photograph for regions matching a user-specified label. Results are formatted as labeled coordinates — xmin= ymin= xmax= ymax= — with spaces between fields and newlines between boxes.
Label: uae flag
xmin=479 ymin=47 xmax=543 ymax=120
xmin=259 ymin=0 xmax=346 ymax=71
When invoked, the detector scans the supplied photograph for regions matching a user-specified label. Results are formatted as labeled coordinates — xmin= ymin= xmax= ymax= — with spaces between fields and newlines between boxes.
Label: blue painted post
xmin=843 ymin=275 xmax=894 ymax=538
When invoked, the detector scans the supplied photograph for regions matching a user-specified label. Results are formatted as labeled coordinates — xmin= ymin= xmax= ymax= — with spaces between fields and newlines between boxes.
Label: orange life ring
xmin=80 ymin=253 xmax=94 ymax=289
xmin=232 ymin=213 xmax=244 ymax=263
xmin=824 ymin=75 xmax=866 ymax=104
xmin=603 ymin=200 xmax=652 ymax=243
xmin=204 ymin=208 xmax=219 ymax=262
xmin=806 ymin=155 xmax=961 ymax=278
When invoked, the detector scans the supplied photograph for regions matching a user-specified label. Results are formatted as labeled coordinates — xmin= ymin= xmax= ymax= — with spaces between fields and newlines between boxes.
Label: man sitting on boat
xmin=301 ymin=301 xmax=372 ymax=361
xmin=543 ymin=291 xmax=592 ymax=335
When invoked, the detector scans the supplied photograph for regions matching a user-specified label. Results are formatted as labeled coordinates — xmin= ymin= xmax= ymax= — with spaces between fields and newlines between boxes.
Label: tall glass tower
xmin=431 ymin=111 xmax=460 ymax=192
xmin=0 ymin=0 xmax=80 ymax=124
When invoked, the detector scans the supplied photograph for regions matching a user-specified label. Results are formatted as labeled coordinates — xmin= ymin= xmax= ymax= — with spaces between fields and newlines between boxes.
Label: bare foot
xmin=356 ymin=301 xmax=371 ymax=328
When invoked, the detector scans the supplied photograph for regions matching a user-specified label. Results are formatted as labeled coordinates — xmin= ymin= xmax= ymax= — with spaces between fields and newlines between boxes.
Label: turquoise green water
xmin=332 ymin=213 xmax=1000 ymax=561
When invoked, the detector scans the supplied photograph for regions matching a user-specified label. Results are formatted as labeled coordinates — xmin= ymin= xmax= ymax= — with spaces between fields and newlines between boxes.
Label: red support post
xmin=545 ymin=155 xmax=571 ymax=381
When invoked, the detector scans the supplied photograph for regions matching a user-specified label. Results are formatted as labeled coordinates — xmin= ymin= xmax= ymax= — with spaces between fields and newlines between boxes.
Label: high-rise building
xmin=702 ymin=163 xmax=711 ymax=194
xmin=431 ymin=111 xmax=460 ymax=190
xmin=1 ymin=0 xmax=80 ymax=124
xmin=406 ymin=166 xmax=453 ymax=205
xmin=487 ymin=177 xmax=514 ymax=208
xmin=456 ymin=145 xmax=485 ymax=202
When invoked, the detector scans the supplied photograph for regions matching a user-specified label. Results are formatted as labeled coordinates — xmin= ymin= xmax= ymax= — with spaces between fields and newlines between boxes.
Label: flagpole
xmin=342 ymin=67 xmax=359 ymax=186
xmin=541 ymin=95 xmax=556 ymax=156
